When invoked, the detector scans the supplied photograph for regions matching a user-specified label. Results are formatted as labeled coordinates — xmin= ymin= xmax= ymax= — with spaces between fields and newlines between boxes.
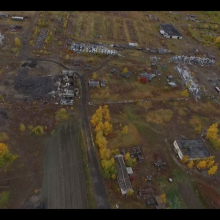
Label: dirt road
xmin=178 ymin=181 xmax=204 ymax=209
xmin=40 ymin=122 xmax=88 ymax=209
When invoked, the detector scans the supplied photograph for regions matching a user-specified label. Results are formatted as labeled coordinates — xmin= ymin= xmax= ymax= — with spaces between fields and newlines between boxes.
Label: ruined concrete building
xmin=70 ymin=42 xmax=117 ymax=55
xmin=57 ymin=70 xmax=79 ymax=105
xmin=170 ymin=55 xmax=215 ymax=66
xmin=174 ymin=64 xmax=200 ymax=100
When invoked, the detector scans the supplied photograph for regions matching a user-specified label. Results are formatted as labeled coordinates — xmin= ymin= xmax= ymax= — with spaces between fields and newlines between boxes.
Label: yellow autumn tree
xmin=111 ymin=174 xmax=116 ymax=180
xmin=92 ymin=72 xmax=97 ymax=79
xmin=187 ymin=160 xmax=194 ymax=169
xmin=206 ymin=123 xmax=218 ymax=142
xmin=91 ymin=114 xmax=99 ymax=127
xmin=124 ymin=152 xmax=130 ymax=161
xmin=14 ymin=37 xmax=21 ymax=47
xmin=103 ymin=121 xmax=113 ymax=136
xmin=101 ymin=148 xmax=111 ymax=160
xmin=95 ymin=122 xmax=104 ymax=133
xmin=20 ymin=123 xmax=25 ymax=132
xmin=55 ymin=108 xmax=69 ymax=122
xmin=181 ymin=155 xmax=189 ymax=163
xmin=181 ymin=89 xmax=189 ymax=97
xmin=214 ymin=36 xmax=220 ymax=44
xmin=161 ymin=194 xmax=166 ymax=204
xmin=0 ymin=143 xmax=8 ymax=156
xmin=208 ymin=165 xmax=218 ymax=175
xmin=213 ymin=138 xmax=220 ymax=149
xmin=122 ymin=125 xmax=128 ymax=135
xmin=66 ymin=54 xmax=69 ymax=60
xmin=0 ymin=133 xmax=9 ymax=142
xmin=207 ymin=160 xmax=215 ymax=168
xmin=123 ymin=67 xmax=128 ymax=74
xmin=34 ymin=27 xmax=39 ymax=36
xmin=100 ymin=147 xmax=107 ymax=159
xmin=196 ymin=160 xmax=207 ymax=169
xmin=127 ymin=189 xmax=133 ymax=196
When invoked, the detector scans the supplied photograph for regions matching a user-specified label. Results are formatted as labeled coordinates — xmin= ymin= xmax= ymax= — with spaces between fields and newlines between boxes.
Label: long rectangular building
xmin=115 ymin=155 xmax=133 ymax=195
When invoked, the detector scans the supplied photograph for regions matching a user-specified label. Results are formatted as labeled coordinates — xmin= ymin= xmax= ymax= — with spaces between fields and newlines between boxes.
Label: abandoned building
xmin=173 ymin=139 xmax=211 ymax=160
xmin=88 ymin=79 xmax=99 ymax=88
xmin=11 ymin=16 xmax=24 ymax=21
xmin=0 ymin=33 xmax=4 ymax=45
xmin=10 ymin=25 xmax=22 ymax=32
xmin=154 ymin=196 xmax=166 ymax=209
xmin=0 ymin=13 xmax=9 ymax=19
xmin=137 ymin=188 xmax=154 ymax=200
xmin=115 ymin=155 xmax=133 ymax=195
xmin=159 ymin=24 xmax=183 ymax=39
xmin=154 ymin=158 xmax=166 ymax=169
xmin=100 ymin=79 xmax=106 ymax=87
xmin=57 ymin=70 xmax=79 ymax=105
xmin=128 ymin=42 xmax=138 ymax=47
xmin=70 ymin=42 xmax=117 ymax=55
xmin=140 ymin=72 xmax=156 ymax=82
xmin=158 ymin=48 xmax=171 ymax=54
xmin=110 ymin=68 xmax=118 ymax=73
xmin=121 ymin=146 xmax=144 ymax=162
xmin=120 ymin=71 xmax=132 ymax=78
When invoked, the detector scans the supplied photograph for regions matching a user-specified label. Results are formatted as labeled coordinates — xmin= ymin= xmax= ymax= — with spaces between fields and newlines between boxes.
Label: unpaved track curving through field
xmin=40 ymin=123 xmax=88 ymax=209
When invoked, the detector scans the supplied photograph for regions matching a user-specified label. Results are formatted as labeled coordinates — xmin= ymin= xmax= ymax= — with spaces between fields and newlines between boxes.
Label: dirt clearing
xmin=40 ymin=121 xmax=88 ymax=209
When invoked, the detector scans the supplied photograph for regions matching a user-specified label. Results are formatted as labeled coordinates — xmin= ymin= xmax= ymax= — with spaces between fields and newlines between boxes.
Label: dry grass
xmin=188 ymin=101 xmax=220 ymax=116
xmin=146 ymin=109 xmax=173 ymax=125
xmin=178 ymin=108 xmax=188 ymax=116
xmin=90 ymin=86 xmax=110 ymax=99
xmin=108 ymin=123 xmax=141 ymax=150
xmin=138 ymin=101 xmax=153 ymax=109
xmin=189 ymin=115 xmax=202 ymax=133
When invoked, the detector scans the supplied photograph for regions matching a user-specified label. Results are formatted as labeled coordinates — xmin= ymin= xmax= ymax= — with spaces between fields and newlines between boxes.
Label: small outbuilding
xmin=88 ymin=79 xmax=99 ymax=88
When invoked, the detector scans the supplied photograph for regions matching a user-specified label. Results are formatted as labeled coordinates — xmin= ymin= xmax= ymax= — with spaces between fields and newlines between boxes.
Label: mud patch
xmin=0 ymin=110 xmax=8 ymax=119
xmin=22 ymin=60 xmax=38 ymax=69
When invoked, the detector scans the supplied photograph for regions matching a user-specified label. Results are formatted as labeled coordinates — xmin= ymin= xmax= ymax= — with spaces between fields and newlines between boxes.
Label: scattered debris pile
xmin=57 ymin=70 xmax=79 ymax=105
xmin=110 ymin=68 xmax=118 ymax=73
xmin=154 ymin=158 xmax=166 ymax=169
xmin=121 ymin=146 xmax=144 ymax=162
xmin=167 ymin=75 xmax=177 ymax=87
xmin=170 ymin=55 xmax=215 ymax=66
xmin=140 ymin=72 xmax=156 ymax=81
xmin=84 ymin=64 xmax=92 ymax=70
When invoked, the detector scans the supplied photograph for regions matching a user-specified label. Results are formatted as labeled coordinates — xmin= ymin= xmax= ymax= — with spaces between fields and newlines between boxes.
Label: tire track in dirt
xmin=178 ymin=181 xmax=204 ymax=209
